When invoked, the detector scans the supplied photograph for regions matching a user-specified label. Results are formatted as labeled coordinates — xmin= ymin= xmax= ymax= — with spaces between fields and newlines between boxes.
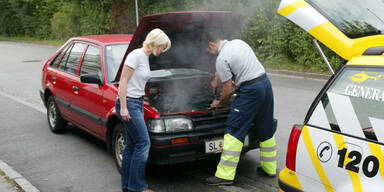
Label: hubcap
xmin=48 ymin=101 xmax=57 ymax=128
xmin=115 ymin=133 xmax=125 ymax=168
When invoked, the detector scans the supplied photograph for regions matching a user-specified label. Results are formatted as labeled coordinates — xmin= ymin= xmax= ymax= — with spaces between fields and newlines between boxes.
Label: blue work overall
xmin=215 ymin=75 xmax=277 ymax=180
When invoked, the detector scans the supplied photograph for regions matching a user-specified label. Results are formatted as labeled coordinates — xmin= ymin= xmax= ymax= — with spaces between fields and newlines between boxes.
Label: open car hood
xmin=278 ymin=0 xmax=384 ymax=60
xmin=114 ymin=11 xmax=246 ymax=82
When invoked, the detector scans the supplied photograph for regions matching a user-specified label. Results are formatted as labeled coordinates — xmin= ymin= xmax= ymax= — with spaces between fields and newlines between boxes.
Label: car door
xmin=54 ymin=42 xmax=87 ymax=125
xmin=74 ymin=44 xmax=106 ymax=137
xmin=297 ymin=66 xmax=384 ymax=191
xmin=44 ymin=42 xmax=73 ymax=118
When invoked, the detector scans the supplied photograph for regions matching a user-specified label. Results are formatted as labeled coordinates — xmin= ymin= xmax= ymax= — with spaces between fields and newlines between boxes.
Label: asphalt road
xmin=0 ymin=41 xmax=326 ymax=192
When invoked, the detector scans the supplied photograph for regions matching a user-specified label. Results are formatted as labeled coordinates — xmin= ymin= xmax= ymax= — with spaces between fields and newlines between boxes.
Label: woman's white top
xmin=122 ymin=48 xmax=150 ymax=98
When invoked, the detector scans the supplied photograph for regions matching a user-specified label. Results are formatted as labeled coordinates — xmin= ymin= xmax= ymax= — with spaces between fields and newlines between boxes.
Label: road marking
xmin=0 ymin=91 xmax=45 ymax=114
xmin=22 ymin=59 xmax=42 ymax=63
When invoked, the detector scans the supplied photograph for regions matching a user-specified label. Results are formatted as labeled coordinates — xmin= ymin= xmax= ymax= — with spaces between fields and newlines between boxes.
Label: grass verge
xmin=0 ymin=36 xmax=64 ymax=46
xmin=261 ymin=54 xmax=330 ymax=74
xmin=0 ymin=171 xmax=24 ymax=192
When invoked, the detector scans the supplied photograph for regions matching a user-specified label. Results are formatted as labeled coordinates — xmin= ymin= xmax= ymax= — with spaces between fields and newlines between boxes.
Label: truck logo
xmin=317 ymin=141 xmax=333 ymax=163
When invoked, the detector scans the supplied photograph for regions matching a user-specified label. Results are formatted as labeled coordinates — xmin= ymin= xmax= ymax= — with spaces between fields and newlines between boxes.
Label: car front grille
xmin=199 ymin=133 xmax=224 ymax=141
xmin=190 ymin=112 xmax=228 ymax=130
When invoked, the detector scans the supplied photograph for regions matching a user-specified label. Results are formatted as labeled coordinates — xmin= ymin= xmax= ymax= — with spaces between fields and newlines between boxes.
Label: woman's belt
xmin=126 ymin=96 xmax=144 ymax=100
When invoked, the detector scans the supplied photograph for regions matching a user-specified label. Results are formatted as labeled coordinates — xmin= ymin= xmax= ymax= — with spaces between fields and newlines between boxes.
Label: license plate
xmin=205 ymin=135 xmax=249 ymax=154
xmin=205 ymin=139 xmax=223 ymax=154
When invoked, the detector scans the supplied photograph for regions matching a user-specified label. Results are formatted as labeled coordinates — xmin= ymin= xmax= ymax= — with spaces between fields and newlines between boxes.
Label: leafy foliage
xmin=0 ymin=0 xmax=344 ymax=73
xmin=50 ymin=2 xmax=76 ymax=40
xmin=78 ymin=0 xmax=112 ymax=35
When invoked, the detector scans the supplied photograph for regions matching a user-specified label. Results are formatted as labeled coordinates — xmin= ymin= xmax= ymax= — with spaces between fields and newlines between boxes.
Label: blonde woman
xmin=115 ymin=28 xmax=171 ymax=192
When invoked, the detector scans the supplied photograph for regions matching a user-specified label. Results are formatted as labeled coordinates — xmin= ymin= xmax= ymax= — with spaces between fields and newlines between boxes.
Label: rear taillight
xmin=286 ymin=124 xmax=303 ymax=172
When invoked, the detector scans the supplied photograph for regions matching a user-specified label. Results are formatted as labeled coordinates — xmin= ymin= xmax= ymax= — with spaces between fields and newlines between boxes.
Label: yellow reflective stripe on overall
xmin=333 ymin=133 xmax=363 ymax=191
xmin=368 ymin=143 xmax=384 ymax=182
xmin=302 ymin=127 xmax=334 ymax=192
xmin=215 ymin=134 xmax=243 ymax=180
xmin=260 ymin=136 xmax=277 ymax=175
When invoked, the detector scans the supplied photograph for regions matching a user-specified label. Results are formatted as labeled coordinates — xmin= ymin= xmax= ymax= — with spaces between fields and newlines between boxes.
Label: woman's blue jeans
xmin=115 ymin=98 xmax=150 ymax=191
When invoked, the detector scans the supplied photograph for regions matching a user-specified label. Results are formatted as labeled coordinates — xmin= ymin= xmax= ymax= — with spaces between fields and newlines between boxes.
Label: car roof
xmin=347 ymin=55 xmax=384 ymax=66
xmin=71 ymin=34 xmax=133 ymax=45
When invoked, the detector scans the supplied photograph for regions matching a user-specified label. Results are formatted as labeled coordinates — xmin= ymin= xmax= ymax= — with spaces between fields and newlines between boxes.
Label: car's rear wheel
xmin=47 ymin=96 xmax=67 ymax=133
xmin=112 ymin=123 xmax=125 ymax=173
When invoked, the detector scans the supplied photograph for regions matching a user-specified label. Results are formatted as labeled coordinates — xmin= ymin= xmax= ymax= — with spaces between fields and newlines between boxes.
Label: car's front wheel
xmin=112 ymin=123 xmax=125 ymax=173
xmin=47 ymin=96 xmax=67 ymax=133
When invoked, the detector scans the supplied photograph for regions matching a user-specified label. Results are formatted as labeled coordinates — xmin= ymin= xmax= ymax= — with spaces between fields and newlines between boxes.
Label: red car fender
xmin=44 ymin=82 xmax=56 ymax=100
xmin=105 ymin=100 xmax=160 ymax=125
xmin=105 ymin=105 xmax=118 ymax=121
xmin=144 ymin=104 xmax=160 ymax=122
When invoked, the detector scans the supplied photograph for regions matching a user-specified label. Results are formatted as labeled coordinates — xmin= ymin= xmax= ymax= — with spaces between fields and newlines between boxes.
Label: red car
xmin=40 ymin=11 xmax=276 ymax=171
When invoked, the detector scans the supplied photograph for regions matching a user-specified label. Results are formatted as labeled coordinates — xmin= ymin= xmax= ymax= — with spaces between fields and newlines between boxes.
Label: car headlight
xmin=164 ymin=118 xmax=193 ymax=133
xmin=148 ymin=119 xmax=165 ymax=133
xmin=148 ymin=118 xmax=193 ymax=133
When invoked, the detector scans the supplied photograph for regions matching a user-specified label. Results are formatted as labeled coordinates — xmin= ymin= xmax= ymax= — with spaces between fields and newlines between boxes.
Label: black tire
xmin=112 ymin=123 xmax=125 ymax=173
xmin=46 ymin=96 xmax=67 ymax=133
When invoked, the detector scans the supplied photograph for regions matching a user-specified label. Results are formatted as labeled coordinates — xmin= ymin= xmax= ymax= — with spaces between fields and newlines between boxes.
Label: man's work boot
xmin=257 ymin=167 xmax=276 ymax=178
xmin=205 ymin=176 xmax=234 ymax=185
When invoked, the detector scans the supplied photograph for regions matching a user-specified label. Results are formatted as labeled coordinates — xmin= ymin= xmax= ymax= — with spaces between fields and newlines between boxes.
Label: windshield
xmin=308 ymin=0 xmax=384 ymax=38
xmin=105 ymin=44 xmax=129 ymax=83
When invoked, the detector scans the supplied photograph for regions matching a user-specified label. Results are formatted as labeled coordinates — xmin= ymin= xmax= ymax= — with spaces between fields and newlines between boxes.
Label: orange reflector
xmin=171 ymin=137 xmax=189 ymax=145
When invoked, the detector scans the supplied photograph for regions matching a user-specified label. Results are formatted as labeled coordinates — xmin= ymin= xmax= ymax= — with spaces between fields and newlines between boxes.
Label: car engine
xmin=145 ymin=68 xmax=215 ymax=114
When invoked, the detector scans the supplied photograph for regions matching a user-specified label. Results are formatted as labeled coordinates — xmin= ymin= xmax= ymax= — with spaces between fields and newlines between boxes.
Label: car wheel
xmin=112 ymin=123 xmax=125 ymax=173
xmin=47 ymin=96 xmax=67 ymax=133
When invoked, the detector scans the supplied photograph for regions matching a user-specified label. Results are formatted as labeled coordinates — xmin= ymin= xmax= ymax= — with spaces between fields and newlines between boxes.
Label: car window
xmin=308 ymin=67 xmax=384 ymax=141
xmin=105 ymin=44 xmax=129 ymax=83
xmin=80 ymin=45 xmax=101 ymax=76
xmin=58 ymin=44 xmax=73 ymax=71
xmin=62 ymin=43 xmax=87 ymax=75
xmin=50 ymin=44 xmax=70 ymax=68
xmin=307 ymin=0 xmax=384 ymax=38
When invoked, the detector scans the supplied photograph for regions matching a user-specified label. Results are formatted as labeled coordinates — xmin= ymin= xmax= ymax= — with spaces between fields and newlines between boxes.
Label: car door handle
xmin=52 ymin=77 xmax=56 ymax=84
xmin=72 ymin=86 xmax=79 ymax=94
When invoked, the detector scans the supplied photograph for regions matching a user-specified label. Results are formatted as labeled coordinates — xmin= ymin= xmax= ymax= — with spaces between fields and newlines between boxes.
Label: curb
xmin=266 ymin=68 xmax=332 ymax=80
xmin=0 ymin=160 xmax=40 ymax=192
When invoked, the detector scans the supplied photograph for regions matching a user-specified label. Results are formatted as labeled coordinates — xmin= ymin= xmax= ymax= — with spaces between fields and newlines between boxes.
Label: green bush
xmin=51 ymin=9 xmax=73 ymax=40
xmin=34 ymin=0 xmax=59 ymax=39
xmin=79 ymin=0 xmax=112 ymax=35
xmin=243 ymin=0 xmax=344 ymax=72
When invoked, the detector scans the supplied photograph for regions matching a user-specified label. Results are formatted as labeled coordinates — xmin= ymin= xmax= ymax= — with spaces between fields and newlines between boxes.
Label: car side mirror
xmin=80 ymin=73 xmax=103 ymax=86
